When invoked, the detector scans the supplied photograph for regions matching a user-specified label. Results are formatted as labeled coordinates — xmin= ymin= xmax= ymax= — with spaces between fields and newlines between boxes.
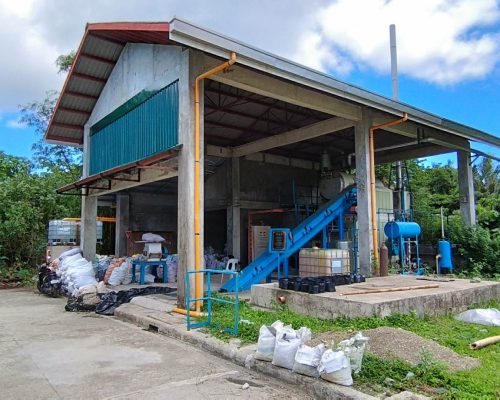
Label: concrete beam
xmin=88 ymin=161 xmax=178 ymax=197
xmin=206 ymin=144 xmax=232 ymax=158
xmin=375 ymin=144 xmax=453 ymax=164
xmin=207 ymin=145 xmax=320 ymax=170
xmin=457 ymin=149 xmax=476 ymax=226
xmin=355 ymin=109 xmax=373 ymax=276
xmin=203 ymin=55 xmax=362 ymax=120
xmin=373 ymin=114 xmax=469 ymax=151
xmin=231 ymin=117 xmax=354 ymax=157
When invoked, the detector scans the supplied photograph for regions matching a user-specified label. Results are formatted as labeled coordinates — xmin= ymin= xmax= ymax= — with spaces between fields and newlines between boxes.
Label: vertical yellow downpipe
xmin=193 ymin=52 xmax=237 ymax=312
xmin=369 ymin=113 xmax=408 ymax=274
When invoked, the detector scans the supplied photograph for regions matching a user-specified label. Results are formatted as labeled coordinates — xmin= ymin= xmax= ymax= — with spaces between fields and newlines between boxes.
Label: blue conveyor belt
xmin=221 ymin=187 xmax=357 ymax=292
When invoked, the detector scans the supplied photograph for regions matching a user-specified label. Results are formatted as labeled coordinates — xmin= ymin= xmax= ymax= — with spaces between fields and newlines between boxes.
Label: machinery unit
xmin=142 ymin=242 xmax=163 ymax=261
xmin=384 ymin=221 xmax=422 ymax=274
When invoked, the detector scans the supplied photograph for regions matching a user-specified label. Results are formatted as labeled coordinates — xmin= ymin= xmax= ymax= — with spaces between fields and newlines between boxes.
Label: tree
xmin=473 ymin=157 xmax=500 ymax=232
xmin=55 ymin=51 xmax=76 ymax=73
xmin=0 ymin=153 xmax=79 ymax=276
xmin=19 ymin=51 xmax=81 ymax=178
xmin=0 ymin=51 xmax=82 ymax=280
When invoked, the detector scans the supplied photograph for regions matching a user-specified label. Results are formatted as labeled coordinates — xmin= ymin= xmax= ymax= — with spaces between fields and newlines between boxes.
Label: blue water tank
xmin=438 ymin=239 xmax=453 ymax=272
xmin=384 ymin=221 xmax=421 ymax=239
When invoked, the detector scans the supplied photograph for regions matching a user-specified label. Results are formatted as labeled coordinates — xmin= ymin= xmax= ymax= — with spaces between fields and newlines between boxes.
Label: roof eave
xmin=169 ymin=17 xmax=500 ymax=148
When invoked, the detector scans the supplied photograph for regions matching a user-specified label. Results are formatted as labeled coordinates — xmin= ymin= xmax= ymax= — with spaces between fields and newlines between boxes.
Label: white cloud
xmin=0 ymin=0 xmax=498 ymax=119
xmin=294 ymin=0 xmax=500 ymax=84
xmin=0 ymin=0 xmax=319 ymax=115
xmin=6 ymin=119 xmax=27 ymax=129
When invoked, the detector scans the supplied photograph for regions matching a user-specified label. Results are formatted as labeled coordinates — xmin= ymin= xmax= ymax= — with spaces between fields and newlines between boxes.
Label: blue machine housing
xmin=384 ymin=221 xmax=423 ymax=274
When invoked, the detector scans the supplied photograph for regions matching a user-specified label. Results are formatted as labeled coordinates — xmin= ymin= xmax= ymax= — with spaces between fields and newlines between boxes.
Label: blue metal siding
xmin=89 ymin=81 xmax=179 ymax=175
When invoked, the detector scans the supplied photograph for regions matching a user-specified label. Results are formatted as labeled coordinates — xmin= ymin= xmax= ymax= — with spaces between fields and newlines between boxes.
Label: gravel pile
xmin=311 ymin=326 xmax=480 ymax=372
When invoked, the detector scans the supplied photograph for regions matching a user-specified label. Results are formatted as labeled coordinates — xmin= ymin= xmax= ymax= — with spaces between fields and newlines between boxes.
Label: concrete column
xmin=355 ymin=109 xmax=373 ymax=276
xmin=226 ymin=157 xmax=241 ymax=259
xmin=177 ymin=49 xmax=204 ymax=308
xmin=457 ymin=149 xmax=476 ymax=226
xmin=80 ymin=124 xmax=97 ymax=261
xmin=115 ymin=193 xmax=130 ymax=256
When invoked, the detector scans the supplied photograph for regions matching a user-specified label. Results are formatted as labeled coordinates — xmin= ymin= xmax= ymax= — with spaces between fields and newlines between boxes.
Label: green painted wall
xmin=89 ymin=80 xmax=179 ymax=175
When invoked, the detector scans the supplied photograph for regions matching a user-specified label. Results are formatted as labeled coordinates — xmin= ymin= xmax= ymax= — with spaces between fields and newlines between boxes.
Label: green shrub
xmin=448 ymin=217 xmax=500 ymax=277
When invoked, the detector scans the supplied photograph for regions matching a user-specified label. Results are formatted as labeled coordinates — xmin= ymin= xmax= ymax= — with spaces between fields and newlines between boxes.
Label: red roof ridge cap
xmin=87 ymin=22 xmax=169 ymax=32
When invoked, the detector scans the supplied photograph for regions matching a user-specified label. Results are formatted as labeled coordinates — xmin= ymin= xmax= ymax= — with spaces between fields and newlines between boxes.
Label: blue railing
xmin=185 ymin=269 xmax=239 ymax=335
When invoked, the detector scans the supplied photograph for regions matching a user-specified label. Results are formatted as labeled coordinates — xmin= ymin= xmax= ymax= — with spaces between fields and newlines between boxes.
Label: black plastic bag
xmin=37 ymin=265 xmax=62 ymax=297
xmin=65 ymin=295 xmax=98 ymax=312
xmin=95 ymin=286 xmax=174 ymax=315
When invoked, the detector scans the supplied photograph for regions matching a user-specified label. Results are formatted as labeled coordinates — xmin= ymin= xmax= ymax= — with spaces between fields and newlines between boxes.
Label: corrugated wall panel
xmin=89 ymin=81 xmax=178 ymax=175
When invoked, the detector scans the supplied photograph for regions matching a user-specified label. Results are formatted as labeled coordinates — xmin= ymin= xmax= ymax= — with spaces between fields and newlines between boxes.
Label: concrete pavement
xmin=0 ymin=288 xmax=309 ymax=400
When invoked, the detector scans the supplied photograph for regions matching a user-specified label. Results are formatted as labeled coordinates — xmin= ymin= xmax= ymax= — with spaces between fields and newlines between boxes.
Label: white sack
xmin=297 ymin=326 xmax=312 ymax=344
xmin=319 ymin=349 xmax=353 ymax=386
xmin=133 ymin=272 xmax=156 ymax=284
xmin=455 ymin=309 xmax=500 ymax=327
xmin=272 ymin=327 xmax=301 ymax=369
xmin=255 ymin=325 xmax=276 ymax=361
xmin=292 ymin=343 xmax=325 ymax=377
xmin=255 ymin=320 xmax=285 ymax=361
xmin=74 ymin=275 xmax=98 ymax=289
xmin=107 ymin=267 xmax=125 ymax=286
xmin=59 ymin=247 xmax=82 ymax=260
xmin=142 ymin=233 xmax=165 ymax=242
xmin=337 ymin=332 xmax=370 ymax=374
xmin=121 ymin=261 xmax=132 ymax=285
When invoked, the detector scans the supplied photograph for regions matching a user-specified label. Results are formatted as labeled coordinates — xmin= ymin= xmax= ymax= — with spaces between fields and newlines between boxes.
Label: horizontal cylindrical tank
xmin=438 ymin=239 xmax=453 ymax=271
xmin=384 ymin=221 xmax=421 ymax=239
xmin=319 ymin=172 xmax=356 ymax=199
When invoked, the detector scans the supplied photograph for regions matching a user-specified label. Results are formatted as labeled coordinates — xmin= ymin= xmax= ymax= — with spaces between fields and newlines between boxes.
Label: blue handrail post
xmin=185 ymin=271 xmax=191 ymax=330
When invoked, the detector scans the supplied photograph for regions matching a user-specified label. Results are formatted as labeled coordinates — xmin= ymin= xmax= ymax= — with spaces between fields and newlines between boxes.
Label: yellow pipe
xmin=369 ymin=113 xmax=408 ymax=274
xmin=171 ymin=307 xmax=205 ymax=317
xmin=63 ymin=217 xmax=117 ymax=223
xmin=193 ymin=52 xmax=237 ymax=312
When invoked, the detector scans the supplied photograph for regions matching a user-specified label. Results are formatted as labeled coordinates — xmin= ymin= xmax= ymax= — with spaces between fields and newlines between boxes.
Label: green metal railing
xmin=185 ymin=269 xmax=239 ymax=335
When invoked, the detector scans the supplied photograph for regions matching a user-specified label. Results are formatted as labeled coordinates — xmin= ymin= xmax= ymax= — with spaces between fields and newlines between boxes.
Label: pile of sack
xmin=55 ymin=248 xmax=98 ymax=296
xmin=254 ymin=320 xmax=369 ymax=386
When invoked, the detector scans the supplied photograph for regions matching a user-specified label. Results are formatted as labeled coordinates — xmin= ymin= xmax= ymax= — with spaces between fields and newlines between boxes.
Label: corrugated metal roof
xmin=45 ymin=22 xmax=171 ymax=145
xmin=46 ymin=19 xmax=499 ymax=149
xmin=169 ymin=18 xmax=499 ymax=148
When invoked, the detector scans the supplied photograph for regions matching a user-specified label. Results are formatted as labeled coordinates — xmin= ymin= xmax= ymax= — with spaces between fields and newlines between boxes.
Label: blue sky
xmin=0 ymin=0 xmax=499 ymax=167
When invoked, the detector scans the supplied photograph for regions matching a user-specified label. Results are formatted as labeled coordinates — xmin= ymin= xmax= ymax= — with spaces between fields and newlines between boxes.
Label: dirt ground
xmin=312 ymin=326 xmax=480 ymax=372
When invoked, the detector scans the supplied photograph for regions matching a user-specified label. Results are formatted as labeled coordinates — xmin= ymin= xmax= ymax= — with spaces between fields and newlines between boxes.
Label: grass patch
xmin=201 ymin=297 xmax=500 ymax=399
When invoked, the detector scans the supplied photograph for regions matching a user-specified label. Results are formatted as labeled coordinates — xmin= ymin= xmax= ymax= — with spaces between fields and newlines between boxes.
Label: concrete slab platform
xmin=250 ymin=275 xmax=500 ymax=319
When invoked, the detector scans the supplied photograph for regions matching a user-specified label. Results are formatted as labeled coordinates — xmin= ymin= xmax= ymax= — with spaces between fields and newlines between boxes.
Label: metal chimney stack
xmin=390 ymin=24 xmax=403 ymax=212
xmin=390 ymin=24 xmax=399 ymax=100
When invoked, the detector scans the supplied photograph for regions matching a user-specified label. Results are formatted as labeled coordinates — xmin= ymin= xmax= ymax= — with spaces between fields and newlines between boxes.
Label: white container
xmin=299 ymin=248 xmax=350 ymax=277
